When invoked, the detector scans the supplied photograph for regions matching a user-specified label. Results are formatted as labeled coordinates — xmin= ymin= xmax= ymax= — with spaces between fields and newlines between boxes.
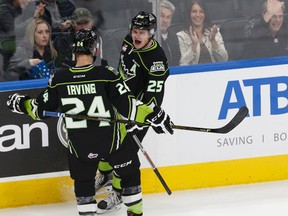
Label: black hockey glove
xmin=7 ymin=93 xmax=30 ymax=114
xmin=145 ymin=106 xmax=174 ymax=135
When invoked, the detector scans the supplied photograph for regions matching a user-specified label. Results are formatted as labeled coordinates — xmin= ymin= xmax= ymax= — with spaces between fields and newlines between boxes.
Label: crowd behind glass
xmin=0 ymin=0 xmax=287 ymax=82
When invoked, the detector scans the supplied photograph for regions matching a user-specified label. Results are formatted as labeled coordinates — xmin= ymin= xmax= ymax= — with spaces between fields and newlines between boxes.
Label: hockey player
xmin=95 ymin=11 xmax=170 ymax=214
xmin=6 ymin=29 xmax=173 ymax=216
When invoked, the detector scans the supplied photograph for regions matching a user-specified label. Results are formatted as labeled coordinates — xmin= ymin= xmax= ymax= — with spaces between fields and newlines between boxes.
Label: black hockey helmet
xmin=73 ymin=29 xmax=97 ymax=55
xmin=130 ymin=11 xmax=157 ymax=36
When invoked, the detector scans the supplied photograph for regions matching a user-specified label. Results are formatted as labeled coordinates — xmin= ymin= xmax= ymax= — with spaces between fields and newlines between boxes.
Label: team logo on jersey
xmin=125 ymin=63 xmax=137 ymax=80
xmin=88 ymin=152 xmax=99 ymax=159
xmin=150 ymin=61 xmax=165 ymax=73
xmin=120 ymin=54 xmax=136 ymax=81
xmin=57 ymin=117 xmax=68 ymax=148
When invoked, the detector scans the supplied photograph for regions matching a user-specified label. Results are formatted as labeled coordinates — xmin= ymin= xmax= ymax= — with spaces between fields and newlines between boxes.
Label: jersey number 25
xmin=147 ymin=80 xmax=164 ymax=92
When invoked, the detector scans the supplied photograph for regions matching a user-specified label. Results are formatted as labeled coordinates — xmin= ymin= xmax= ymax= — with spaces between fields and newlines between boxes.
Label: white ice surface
xmin=0 ymin=180 xmax=288 ymax=215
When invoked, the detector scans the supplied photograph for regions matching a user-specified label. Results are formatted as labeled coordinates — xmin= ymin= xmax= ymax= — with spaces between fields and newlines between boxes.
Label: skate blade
xmin=97 ymin=204 xmax=121 ymax=214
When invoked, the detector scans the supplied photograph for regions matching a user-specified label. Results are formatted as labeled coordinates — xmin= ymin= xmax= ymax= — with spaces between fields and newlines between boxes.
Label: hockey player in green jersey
xmin=95 ymin=11 xmax=171 ymax=214
xmin=6 ymin=29 xmax=173 ymax=216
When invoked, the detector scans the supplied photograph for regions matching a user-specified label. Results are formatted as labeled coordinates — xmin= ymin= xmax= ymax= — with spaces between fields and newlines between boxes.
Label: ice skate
xmin=97 ymin=190 xmax=122 ymax=214
xmin=95 ymin=172 xmax=112 ymax=195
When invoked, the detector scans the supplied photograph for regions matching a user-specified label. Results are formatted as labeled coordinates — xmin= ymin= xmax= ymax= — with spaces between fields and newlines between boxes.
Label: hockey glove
xmin=145 ymin=106 xmax=174 ymax=135
xmin=7 ymin=93 xmax=30 ymax=114
xmin=126 ymin=123 xmax=148 ymax=134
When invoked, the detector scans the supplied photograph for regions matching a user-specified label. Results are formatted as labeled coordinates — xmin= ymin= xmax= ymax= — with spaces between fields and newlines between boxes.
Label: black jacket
xmin=243 ymin=15 xmax=288 ymax=59
xmin=0 ymin=0 xmax=22 ymax=39
xmin=161 ymin=29 xmax=181 ymax=66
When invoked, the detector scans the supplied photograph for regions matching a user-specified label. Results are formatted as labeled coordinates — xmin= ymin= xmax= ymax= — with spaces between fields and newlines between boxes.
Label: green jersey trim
xmin=49 ymin=76 xmax=122 ymax=89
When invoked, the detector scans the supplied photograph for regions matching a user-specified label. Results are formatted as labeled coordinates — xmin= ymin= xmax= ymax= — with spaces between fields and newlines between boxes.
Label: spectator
xmin=160 ymin=0 xmax=181 ymax=66
xmin=176 ymin=0 xmax=228 ymax=65
xmin=53 ymin=7 xmax=104 ymax=68
xmin=33 ymin=0 xmax=76 ymax=38
xmin=7 ymin=19 xmax=57 ymax=80
xmin=73 ymin=0 xmax=104 ymax=29
xmin=0 ymin=0 xmax=70 ymax=79
xmin=243 ymin=0 xmax=288 ymax=59
xmin=13 ymin=0 xmax=53 ymax=38
xmin=0 ymin=0 xmax=31 ymax=78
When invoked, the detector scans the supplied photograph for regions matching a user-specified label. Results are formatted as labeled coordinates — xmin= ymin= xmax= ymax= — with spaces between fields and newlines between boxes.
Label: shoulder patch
xmin=105 ymin=66 xmax=119 ymax=76
xmin=150 ymin=61 xmax=165 ymax=73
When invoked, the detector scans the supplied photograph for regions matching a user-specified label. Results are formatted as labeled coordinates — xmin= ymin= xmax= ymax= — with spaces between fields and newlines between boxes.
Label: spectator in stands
xmin=32 ymin=0 xmax=76 ymax=38
xmin=73 ymin=0 xmax=104 ymax=29
xmin=0 ymin=0 xmax=31 ymax=79
xmin=243 ymin=0 xmax=288 ymax=59
xmin=176 ymin=0 xmax=228 ymax=65
xmin=53 ymin=7 xmax=104 ymax=68
xmin=160 ymin=0 xmax=181 ymax=66
xmin=0 ymin=0 xmax=73 ymax=81
xmin=7 ymin=19 xmax=57 ymax=80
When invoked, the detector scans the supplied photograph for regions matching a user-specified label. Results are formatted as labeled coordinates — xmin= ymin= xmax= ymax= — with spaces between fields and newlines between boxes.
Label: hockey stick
xmin=177 ymin=106 xmax=249 ymax=133
xmin=42 ymin=111 xmax=172 ymax=195
xmin=132 ymin=134 xmax=172 ymax=195
xmin=43 ymin=106 xmax=248 ymax=134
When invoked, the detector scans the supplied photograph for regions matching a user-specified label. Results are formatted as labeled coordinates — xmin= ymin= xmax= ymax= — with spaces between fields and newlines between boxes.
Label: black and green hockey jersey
xmin=118 ymin=35 xmax=169 ymax=108
xmin=24 ymin=64 xmax=152 ymax=161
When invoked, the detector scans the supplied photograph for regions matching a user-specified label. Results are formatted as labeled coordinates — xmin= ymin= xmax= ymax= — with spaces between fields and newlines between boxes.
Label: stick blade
xmin=212 ymin=106 xmax=249 ymax=133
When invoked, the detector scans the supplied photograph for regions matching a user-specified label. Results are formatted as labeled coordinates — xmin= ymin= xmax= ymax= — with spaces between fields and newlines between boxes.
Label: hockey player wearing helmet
xmin=129 ymin=11 xmax=157 ymax=49
xmin=6 ymin=29 xmax=173 ymax=216
xmin=96 ymin=11 xmax=171 ymax=215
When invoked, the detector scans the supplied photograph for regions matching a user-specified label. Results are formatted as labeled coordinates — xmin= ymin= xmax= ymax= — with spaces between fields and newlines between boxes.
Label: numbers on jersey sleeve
xmin=116 ymin=82 xmax=130 ymax=95
xmin=147 ymin=80 xmax=164 ymax=92
xmin=61 ymin=97 xmax=111 ymax=129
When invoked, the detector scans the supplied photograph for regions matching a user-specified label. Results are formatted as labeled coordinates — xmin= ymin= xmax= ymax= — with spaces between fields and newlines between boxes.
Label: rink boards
xmin=1 ymin=57 xmax=288 ymax=208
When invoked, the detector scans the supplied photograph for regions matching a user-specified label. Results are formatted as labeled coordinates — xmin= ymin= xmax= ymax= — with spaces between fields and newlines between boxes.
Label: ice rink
xmin=0 ymin=180 xmax=288 ymax=215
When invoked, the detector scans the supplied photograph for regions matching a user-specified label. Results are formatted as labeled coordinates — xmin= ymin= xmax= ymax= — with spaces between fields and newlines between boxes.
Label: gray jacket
xmin=8 ymin=40 xmax=55 ymax=80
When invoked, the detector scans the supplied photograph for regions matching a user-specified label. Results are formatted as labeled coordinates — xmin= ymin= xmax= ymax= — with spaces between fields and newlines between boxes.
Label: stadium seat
xmin=235 ymin=0 xmax=265 ymax=17
xmin=203 ymin=0 xmax=242 ymax=24
xmin=220 ymin=17 xmax=249 ymax=61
